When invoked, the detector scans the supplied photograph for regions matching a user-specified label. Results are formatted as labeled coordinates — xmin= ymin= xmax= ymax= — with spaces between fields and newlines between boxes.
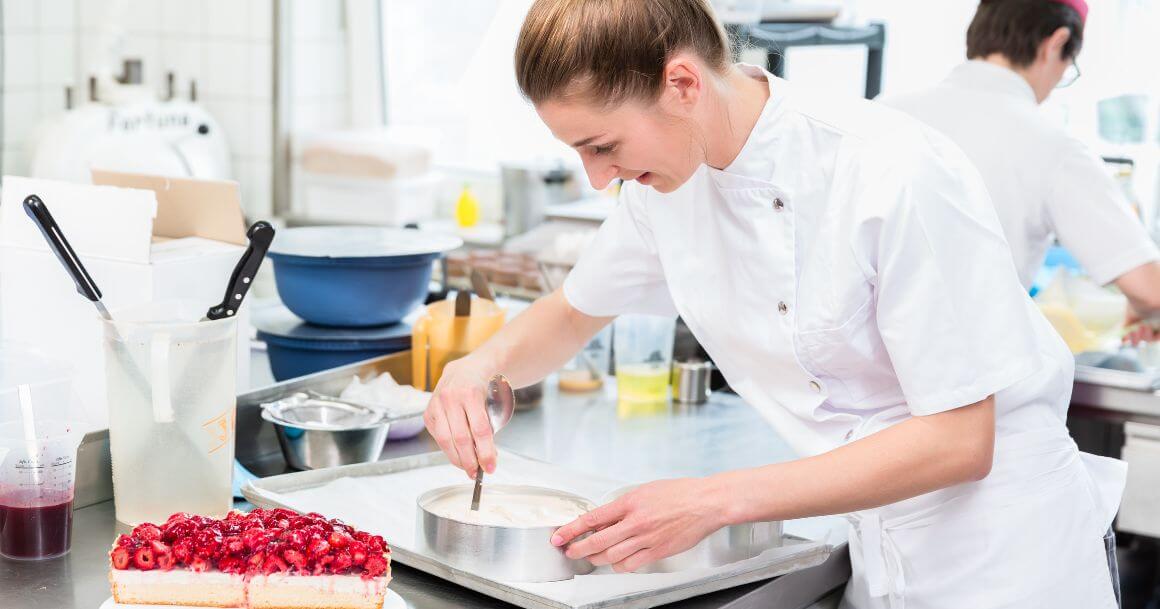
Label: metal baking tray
xmin=241 ymin=451 xmax=834 ymax=609
xmin=1075 ymin=365 xmax=1160 ymax=392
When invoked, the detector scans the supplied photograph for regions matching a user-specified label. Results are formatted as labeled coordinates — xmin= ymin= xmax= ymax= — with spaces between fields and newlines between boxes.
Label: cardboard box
xmin=0 ymin=172 xmax=251 ymax=432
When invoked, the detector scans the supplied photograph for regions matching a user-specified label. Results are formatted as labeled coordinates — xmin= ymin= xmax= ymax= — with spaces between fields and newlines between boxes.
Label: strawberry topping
xmin=110 ymin=509 xmax=389 ymax=580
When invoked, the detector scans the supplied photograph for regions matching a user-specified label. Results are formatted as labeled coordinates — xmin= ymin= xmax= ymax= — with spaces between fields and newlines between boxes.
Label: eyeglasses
xmin=1057 ymin=59 xmax=1081 ymax=88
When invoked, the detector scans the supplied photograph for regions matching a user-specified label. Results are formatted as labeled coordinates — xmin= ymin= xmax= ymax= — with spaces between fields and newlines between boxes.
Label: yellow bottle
xmin=455 ymin=183 xmax=480 ymax=228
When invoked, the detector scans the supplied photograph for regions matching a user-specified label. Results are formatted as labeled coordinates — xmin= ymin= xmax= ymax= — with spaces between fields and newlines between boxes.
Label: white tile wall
xmin=249 ymin=41 xmax=273 ymax=100
xmin=2 ymin=146 xmax=29 ymax=175
xmin=124 ymin=0 xmax=161 ymax=37
xmin=75 ymin=0 xmax=108 ymax=32
xmin=286 ymin=0 xmax=352 ymax=134
xmin=160 ymin=0 xmax=204 ymax=38
xmin=1 ymin=0 xmax=280 ymax=220
xmin=4 ymin=0 xmax=39 ymax=31
xmin=3 ymin=90 xmax=41 ymax=143
xmin=39 ymin=32 xmax=76 ymax=86
xmin=40 ymin=0 xmax=76 ymax=32
xmin=249 ymin=0 xmax=273 ymax=41
xmin=206 ymin=0 xmax=250 ymax=40
xmin=1 ymin=0 xmax=360 ymax=219
xmin=203 ymin=40 xmax=252 ymax=99
xmin=5 ymin=32 xmax=40 ymax=87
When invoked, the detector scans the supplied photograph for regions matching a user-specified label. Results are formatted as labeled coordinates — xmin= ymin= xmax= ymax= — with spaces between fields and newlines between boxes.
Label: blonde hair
xmin=515 ymin=0 xmax=732 ymax=107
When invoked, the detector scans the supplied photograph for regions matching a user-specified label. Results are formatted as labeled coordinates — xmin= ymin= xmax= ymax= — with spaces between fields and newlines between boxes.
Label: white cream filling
xmin=111 ymin=569 xmax=242 ymax=586
xmin=426 ymin=490 xmax=590 ymax=527
xmin=252 ymin=573 xmax=387 ymax=595
xmin=110 ymin=568 xmax=387 ymax=593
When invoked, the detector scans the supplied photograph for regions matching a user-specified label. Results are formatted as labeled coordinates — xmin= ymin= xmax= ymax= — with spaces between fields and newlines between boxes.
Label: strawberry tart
xmin=108 ymin=508 xmax=391 ymax=609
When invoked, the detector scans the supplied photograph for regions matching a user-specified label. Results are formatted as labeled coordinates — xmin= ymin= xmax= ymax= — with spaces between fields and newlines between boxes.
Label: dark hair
xmin=966 ymin=0 xmax=1084 ymax=67
xmin=515 ymin=0 xmax=731 ymax=107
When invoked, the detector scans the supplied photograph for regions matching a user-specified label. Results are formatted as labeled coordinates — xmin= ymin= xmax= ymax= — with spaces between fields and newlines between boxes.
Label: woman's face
xmin=537 ymin=96 xmax=703 ymax=194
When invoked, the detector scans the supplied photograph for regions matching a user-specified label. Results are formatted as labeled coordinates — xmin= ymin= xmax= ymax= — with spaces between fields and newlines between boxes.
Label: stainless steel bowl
xmin=261 ymin=394 xmax=389 ymax=470
xmin=603 ymin=485 xmax=782 ymax=573
xmin=417 ymin=484 xmax=596 ymax=582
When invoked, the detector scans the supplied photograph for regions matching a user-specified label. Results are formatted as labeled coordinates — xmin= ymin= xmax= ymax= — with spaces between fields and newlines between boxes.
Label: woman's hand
xmin=423 ymin=357 xmax=499 ymax=478
xmin=550 ymin=478 xmax=729 ymax=573
xmin=1123 ymin=305 xmax=1159 ymax=346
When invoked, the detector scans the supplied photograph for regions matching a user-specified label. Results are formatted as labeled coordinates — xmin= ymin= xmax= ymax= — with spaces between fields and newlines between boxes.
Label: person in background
xmin=883 ymin=0 xmax=1160 ymax=345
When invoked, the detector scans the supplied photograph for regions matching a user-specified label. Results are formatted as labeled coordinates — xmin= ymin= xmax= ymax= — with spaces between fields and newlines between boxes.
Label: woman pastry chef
xmin=424 ymin=1 xmax=1125 ymax=606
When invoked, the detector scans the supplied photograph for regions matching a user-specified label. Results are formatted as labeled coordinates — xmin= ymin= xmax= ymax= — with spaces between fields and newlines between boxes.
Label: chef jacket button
xmin=773 ymin=198 xmax=785 ymax=211
xmin=809 ymin=380 xmax=822 ymax=393
xmin=777 ymin=301 xmax=788 ymax=315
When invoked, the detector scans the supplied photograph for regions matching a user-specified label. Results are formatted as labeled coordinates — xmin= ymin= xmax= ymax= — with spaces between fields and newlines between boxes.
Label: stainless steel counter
xmin=11 ymin=351 xmax=1150 ymax=608
xmin=1072 ymin=379 xmax=1160 ymax=423
xmin=3 ymin=351 xmax=846 ymax=609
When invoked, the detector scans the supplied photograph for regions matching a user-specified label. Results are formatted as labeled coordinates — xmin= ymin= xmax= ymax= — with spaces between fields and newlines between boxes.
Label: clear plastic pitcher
xmin=411 ymin=296 xmax=505 ymax=391
xmin=613 ymin=315 xmax=676 ymax=417
xmin=102 ymin=301 xmax=237 ymax=526
xmin=0 ymin=343 xmax=85 ymax=560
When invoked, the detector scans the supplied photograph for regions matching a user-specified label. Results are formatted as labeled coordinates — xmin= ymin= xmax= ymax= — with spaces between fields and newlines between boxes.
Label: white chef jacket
xmin=564 ymin=65 xmax=1122 ymax=608
xmin=882 ymin=60 xmax=1159 ymax=290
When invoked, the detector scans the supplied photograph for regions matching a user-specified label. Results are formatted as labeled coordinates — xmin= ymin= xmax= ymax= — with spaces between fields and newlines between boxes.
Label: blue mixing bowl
xmin=268 ymin=227 xmax=462 ymax=327
xmin=254 ymin=305 xmax=412 ymax=381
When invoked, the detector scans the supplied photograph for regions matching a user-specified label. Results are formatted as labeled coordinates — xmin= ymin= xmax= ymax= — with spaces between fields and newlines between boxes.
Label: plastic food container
xmin=255 ymin=305 xmax=411 ymax=381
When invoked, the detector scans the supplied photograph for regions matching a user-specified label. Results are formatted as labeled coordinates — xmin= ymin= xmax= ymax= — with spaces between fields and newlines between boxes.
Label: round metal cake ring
xmin=417 ymin=484 xmax=597 ymax=582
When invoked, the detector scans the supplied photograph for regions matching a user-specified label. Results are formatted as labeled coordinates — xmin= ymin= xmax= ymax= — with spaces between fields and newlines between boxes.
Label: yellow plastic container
xmin=615 ymin=363 xmax=671 ymax=418
xmin=411 ymin=296 xmax=505 ymax=390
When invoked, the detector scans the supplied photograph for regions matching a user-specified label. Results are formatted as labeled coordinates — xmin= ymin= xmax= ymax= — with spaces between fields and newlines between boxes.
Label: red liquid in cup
xmin=0 ymin=490 xmax=74 ymax=560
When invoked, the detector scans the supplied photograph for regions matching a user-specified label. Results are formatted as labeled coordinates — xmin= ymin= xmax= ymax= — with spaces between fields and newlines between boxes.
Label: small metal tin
xmin=417 ymin=484 xmax=596 ymax=582
xmin=603 ymin=485 xmax=782 ymax=573
xmin=260 ymin=394 xmax=389 ymax=470
xmin=672 ymin=360 xmax=714 ymax=404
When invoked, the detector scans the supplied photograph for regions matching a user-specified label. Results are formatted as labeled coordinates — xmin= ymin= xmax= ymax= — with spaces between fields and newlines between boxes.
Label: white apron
xmin=841 ymin=427 xmax=1125 ymax=609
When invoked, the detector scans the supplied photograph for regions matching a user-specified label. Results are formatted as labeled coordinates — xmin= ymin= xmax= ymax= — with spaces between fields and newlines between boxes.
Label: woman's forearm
xmin=470 ymin=289 xmax=612 ymax=388
xmin=715 ymin=397 xmax=996 ymax=525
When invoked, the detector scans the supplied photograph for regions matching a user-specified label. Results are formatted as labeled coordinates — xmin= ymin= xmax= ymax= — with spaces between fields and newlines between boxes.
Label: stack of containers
xmin=256 ymin=226 xmax=462 ymax=381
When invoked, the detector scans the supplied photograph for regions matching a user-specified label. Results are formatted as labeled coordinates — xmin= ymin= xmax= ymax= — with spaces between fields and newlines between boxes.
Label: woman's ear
xmin=659 ymin=53 xmax=704 ymax=114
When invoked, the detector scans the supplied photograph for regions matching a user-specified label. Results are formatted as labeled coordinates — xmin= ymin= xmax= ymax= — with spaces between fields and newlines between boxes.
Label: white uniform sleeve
xmin=1047 ymin=138 xmax=1160 ymax=285
xmin=562 ymin=183 xmax=678 ymax=317
xmin=870 ymin=144 xmax=1042 ymax=416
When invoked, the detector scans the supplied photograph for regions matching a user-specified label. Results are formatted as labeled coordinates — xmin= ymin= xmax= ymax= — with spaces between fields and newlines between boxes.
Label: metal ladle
xmin=470 ymin=374 xmax=515 ymax=511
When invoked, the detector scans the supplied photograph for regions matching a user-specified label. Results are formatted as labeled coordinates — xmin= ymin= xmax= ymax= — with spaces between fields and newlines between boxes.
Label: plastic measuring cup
xmin=613 ymin=315 xmax=676 ymax=417
xmin=102 ymin=301 xmax=237 ymax=526
xmin=0 ymin=343 xmax=85 ymax=560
